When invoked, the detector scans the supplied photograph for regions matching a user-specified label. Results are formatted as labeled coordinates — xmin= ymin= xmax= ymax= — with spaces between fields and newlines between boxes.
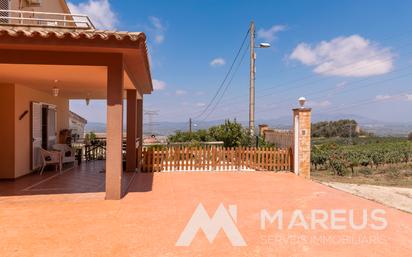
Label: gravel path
xmin=322 ymin=182 xmax=412 ymax=213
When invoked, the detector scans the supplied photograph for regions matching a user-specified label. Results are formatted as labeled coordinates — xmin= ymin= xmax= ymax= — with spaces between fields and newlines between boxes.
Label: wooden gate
xmin=141 ymin=146 xmax=292 ymax=172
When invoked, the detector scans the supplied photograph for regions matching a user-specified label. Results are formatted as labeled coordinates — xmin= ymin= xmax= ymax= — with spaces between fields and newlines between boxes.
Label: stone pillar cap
xmin=293 ymin=107 xmax=312 ymax=112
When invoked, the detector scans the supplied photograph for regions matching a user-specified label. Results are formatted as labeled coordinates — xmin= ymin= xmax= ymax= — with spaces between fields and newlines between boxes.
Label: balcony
xmin=0 ymin=9 xmax=95 ymax=30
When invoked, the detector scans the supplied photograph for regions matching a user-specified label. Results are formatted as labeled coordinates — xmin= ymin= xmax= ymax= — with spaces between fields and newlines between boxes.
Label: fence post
xmin=212 ymin=146 xmax=216 ymax=171
xmin=292 ymin=103 xmax=312 ymax=178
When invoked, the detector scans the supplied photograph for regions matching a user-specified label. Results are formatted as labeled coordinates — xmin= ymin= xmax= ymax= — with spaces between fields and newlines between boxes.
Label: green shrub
xmin=384 ymin=167 xmax=401 ymax=178
xmin=358 ymin=167 xmax=372 ymax=175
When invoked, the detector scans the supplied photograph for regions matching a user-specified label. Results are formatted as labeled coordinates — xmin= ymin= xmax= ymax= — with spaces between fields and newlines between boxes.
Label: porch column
xmin=126 ymin=89 xmax=137 ymax=172
xmin=106 ymin=56 xmax=124 ymax=200
xmin=136 ymin=98 xmax=143 ymax=171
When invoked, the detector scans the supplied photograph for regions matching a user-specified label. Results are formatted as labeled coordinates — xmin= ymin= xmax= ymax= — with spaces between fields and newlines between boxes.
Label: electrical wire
xmin=192 ymin=28 xmax=250 ymax=119
xmin=199 ymin=42 xmax=250 ymax=121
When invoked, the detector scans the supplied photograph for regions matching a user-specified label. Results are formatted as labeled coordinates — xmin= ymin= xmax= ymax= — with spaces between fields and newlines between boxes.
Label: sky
xmin=69 ymin=0 xmax=412 ymax=124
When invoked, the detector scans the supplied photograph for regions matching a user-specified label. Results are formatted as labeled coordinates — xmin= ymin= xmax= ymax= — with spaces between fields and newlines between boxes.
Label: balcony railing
xmin=0 ymin=9 xmax=95 ymax=30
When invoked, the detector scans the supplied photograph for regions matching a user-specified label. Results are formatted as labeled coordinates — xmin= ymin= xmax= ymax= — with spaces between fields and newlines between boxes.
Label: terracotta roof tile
xmin=0 ymin=27 xmax=146 ymax=44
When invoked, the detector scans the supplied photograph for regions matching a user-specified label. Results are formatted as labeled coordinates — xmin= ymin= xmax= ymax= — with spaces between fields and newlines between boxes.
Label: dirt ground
xmin=311 ymin=165 xmax=412 ymax=188
xmin=321 ymin=182 xmax=412 ymax=213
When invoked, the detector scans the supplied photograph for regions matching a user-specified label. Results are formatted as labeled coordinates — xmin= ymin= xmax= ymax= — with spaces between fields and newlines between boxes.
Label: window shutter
xmin=32 ymin=102 xmax=43 ymax=170
xmin=47 ymin=107 xmax=57 ymax=149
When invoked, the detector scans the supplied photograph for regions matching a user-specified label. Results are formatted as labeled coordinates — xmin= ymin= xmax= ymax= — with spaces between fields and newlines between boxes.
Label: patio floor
xmin=0 ymin=172 xmax=411 ymax=257
xmin=0 ymin=161 xmax=135 ymax=196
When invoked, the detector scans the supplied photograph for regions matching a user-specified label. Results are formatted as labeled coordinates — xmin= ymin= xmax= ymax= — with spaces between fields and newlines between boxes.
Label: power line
xmin=199 ymin=42 xmax=250 ymax=121
xmin=211 ymin=71 xmax=412 ymax=120
xmin=193 ymin=28 xmax=250 ymax=119
xmin=159 ymin=56 xmax=412 ymax=121
xmin=144 ymin=110 xmax=159 ymax=135
xmin=219 ymin=38 xmax=412 ymax=106
xmin=206 ymin=67 xmax=412 ymax=120
xmin=207 ymin=45 xmax=412 ymax=114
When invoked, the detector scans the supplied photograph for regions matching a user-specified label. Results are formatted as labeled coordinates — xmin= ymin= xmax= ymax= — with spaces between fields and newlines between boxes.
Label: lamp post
xmin=249 ymin=21 xmax=270 ymax=136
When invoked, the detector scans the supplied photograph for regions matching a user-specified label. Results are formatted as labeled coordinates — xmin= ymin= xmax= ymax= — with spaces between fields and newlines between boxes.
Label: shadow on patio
xmin=0 ymin=161 xmax=153 ymax=197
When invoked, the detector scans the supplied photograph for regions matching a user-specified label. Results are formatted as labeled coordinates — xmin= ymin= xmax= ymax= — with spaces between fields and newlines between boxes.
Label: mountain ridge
xmin=85 ymin=113 xmax=412 ymax=136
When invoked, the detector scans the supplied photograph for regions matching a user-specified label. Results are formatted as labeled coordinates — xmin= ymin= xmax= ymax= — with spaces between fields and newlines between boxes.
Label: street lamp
xmin=258 ymin=42 xmax=271 ymax=48
xmin=249 ymin=21 xmax=271 ymax=136
xmin=298 ymin=97 xmax=306 ymax=108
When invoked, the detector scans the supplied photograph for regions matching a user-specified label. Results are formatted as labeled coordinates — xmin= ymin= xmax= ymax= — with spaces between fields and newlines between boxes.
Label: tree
xmin=408 ymin=132 xmax=412 ymax=141
xmin=208 ymin=120 xmax=249 ymax=147
xmin=311 ymin=119 xmax=360 ymax=138
xmin=167 ymin=120 xmax=263 ymax=147
xmin=168 ymin=129 xmax=213 ymax=143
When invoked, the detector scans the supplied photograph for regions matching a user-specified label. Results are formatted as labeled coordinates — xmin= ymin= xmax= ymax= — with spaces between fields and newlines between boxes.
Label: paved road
xmin=322 ymin=182 xmax=412 ymax=213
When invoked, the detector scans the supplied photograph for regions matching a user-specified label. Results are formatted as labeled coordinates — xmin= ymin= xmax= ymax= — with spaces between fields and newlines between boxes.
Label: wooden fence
xmin=141 ymin=146 xmax=292 ymax=172
xmin=263 ymin=130 xmax=293 ymax=149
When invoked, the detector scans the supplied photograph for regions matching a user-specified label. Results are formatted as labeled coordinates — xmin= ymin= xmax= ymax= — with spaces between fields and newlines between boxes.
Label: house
xmin=0 ymin=0 xmax=153 ymax=199
xmin=69 ymin=111 xmax=87 ymax=141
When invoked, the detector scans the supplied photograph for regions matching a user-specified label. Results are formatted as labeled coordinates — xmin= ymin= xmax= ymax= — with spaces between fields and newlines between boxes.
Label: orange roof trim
xmin=0 ymin=28 xmax=146 ymax=44
xmin=0 ymin=28 xmax=153 ymax=93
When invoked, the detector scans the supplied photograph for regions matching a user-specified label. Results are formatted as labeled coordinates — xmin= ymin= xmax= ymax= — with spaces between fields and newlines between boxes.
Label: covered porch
xmin=0 ymin=161 xmax=146 ymax=197
xmin=0 ymin=26 xmax=152 ymax=199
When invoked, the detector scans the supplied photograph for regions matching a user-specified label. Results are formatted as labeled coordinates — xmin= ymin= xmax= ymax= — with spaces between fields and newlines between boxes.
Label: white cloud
xmin=257 ymin=25 xmax=286 ymax=42
xmin=210 ymin=58 xmax=226 ymax=67
xmin=196 ymin=102 xmax=206 ymax=107
xmin=375 ymin=95 xmax=393 ymax=101
xmin=289 ymin=35 xmax=394 ymax=77
xmin=148 ymin=16 xmax=166 ymax=44
xmin=175 ymin=90 xmax=187 ymax=96
xmin=153 ymin=79 xmax=166 ymax=91
xmin=375 ymin=94 xmax=412 ymax=102
xmin=68 ymin=0 xmax=117 ymax=30
xmin=307 ymin=100 xmax=331 ymax=108
xmin=336 ymin=81 xmax=347 ymax=89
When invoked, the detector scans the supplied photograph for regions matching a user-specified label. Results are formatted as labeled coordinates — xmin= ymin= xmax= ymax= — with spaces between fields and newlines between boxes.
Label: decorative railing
xmin=0 ymin=9 xmax=95 ymax=29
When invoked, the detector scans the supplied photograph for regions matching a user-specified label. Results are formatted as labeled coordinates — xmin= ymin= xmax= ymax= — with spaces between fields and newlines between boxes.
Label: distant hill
xmin=85 ymin=122 xmax=107 ymax=133
xmin=85 ymin=114 xmax=412 ymax=137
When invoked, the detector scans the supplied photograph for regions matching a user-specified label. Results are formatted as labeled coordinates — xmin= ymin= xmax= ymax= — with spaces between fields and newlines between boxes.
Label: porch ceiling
xmin=0 ymin=28 xmax=153 ymax=95
xmin=0 ymin=63 xmax=137 ymax=99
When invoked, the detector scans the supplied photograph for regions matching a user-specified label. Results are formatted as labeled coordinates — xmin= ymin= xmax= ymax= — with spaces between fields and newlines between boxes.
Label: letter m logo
xmin=176 ymin=203 xmax=246 ymax=246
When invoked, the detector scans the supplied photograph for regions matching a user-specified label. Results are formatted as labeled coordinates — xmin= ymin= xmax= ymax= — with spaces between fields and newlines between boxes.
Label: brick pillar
xmin=292 ymin=107 xmax=311 ymax=178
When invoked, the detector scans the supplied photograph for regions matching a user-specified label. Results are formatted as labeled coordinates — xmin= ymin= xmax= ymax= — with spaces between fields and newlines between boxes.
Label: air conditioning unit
xmin=26 ymin=0 xmax=42 ymax=7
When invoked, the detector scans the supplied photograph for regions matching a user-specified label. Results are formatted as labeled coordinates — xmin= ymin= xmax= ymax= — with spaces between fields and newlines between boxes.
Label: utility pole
xmin=189 ymin=118 xmax=192 ymax=133
xmin=249 ymin=20 xmax=256 ymax=136
xmin=144 ymin=110 xmax=159 ymax=136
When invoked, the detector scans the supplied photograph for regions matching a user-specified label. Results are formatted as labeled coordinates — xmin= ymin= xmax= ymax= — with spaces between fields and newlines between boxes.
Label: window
xmin=27 ymin=0 xmax=42 ymax=7
xmin=0 ymin=0 xmax=9 ymax=24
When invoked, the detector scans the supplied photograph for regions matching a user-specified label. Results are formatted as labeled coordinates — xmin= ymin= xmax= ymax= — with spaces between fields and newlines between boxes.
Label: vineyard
xmin=311 ymin=138 xmax=412 ymax=177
